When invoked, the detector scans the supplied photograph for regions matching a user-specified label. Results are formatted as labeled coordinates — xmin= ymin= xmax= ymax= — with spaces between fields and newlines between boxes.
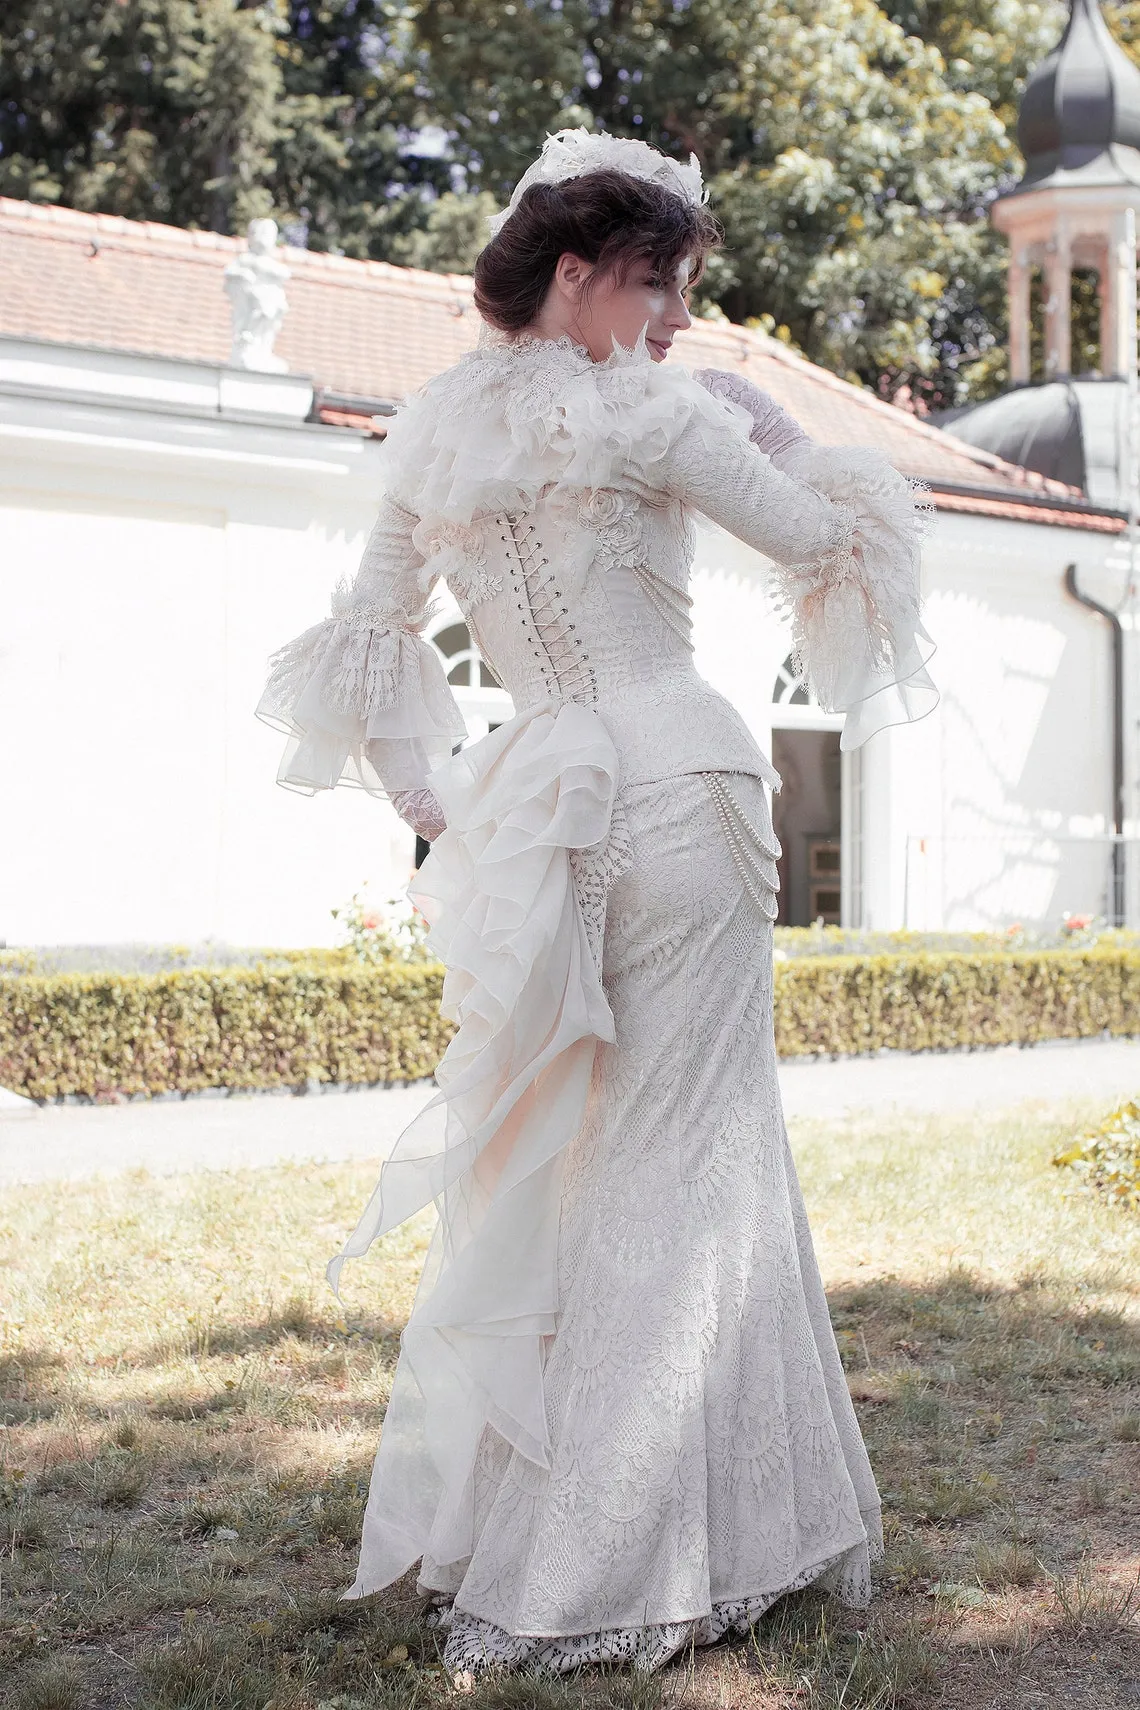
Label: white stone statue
xmin=224 ymin=218 xmax=290 ymax=373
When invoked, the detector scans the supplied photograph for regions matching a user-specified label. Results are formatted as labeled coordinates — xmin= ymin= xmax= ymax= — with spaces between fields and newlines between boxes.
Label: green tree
xmin=693 ymin=0 xmax=1016 ymax=406
xmin=270 ymin=0 xmax=453 ymax=257
xmin=876 ymin=0 xmax=1065 ymax=123
xmin=0 ymin=0 xmax=447 ymax=242
xmin=385 ymin=187 xmax=501 ymax=270
xmin=411 ymin=0 xmax=1028 ymax=406
xmin=0 ymin=0 xmax=283 ymax=230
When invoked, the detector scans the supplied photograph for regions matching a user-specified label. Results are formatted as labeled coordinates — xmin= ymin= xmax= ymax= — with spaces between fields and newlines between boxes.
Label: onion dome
xmin=939 ymin=381 xmax=1125 ymax=508
xmin=1014 ymin=0 xmax=1140 ymax=191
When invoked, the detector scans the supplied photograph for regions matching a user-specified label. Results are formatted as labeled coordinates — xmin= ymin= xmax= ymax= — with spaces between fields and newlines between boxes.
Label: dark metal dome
xmin=1015 ymin=0 xmax=1140 ymax=190
xmin=938 ymin=379 xmax=1126 ymax=507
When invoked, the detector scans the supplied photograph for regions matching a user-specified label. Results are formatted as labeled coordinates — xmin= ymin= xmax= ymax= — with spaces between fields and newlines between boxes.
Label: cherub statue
xmin=224 ymin=218 xmax=290 ymax=373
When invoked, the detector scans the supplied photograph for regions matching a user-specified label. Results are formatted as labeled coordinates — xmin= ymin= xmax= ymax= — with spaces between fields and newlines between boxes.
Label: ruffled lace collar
xmin=475 ymin=324 xmax=656 ymax=373
xmin=381 ymin=319 xmax=740 ymax=525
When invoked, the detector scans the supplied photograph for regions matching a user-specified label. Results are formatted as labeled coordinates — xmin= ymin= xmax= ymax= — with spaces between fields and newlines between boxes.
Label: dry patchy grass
xmin=1 ymin=1097 xmax=1138 ymax=1709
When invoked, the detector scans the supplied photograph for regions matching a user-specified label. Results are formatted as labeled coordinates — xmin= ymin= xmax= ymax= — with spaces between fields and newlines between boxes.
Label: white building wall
xmin=0 ymin=348 xmax=418 ymax=948
xmin=912 ymin=511 xmax=1124 ymax=929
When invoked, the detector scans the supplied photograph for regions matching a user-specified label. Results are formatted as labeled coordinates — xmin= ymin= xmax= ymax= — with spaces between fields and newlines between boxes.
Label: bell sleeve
xmin=255 ymin=491 xmax=470 ymax=806
xmin=678 ymin=368 xmax=938 ymax=749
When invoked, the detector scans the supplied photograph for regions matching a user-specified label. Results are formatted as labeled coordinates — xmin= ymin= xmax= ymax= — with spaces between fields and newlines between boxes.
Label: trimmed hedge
xmin=0 ymin=962 xmax=453 ymax=1102
xmin=773 ymin=947 xmax=1140 ymax=1057
xmin=3 ymin=947 xmax=1139 ymax=1102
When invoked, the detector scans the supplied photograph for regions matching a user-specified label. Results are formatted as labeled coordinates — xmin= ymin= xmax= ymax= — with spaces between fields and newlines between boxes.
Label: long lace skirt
xmin=414 ymin=767 xmax=883 ymax=1673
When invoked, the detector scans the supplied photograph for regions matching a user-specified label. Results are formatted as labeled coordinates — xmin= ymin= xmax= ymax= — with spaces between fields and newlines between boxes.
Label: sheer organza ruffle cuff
xmin=768 ymin=443 xmax=938 ymax=750
xmin=255 ymin=602 xmax=468 ymax=796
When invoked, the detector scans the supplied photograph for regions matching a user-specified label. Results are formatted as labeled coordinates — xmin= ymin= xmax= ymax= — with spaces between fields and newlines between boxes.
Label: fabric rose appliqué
xmin=413 ymin=518 xmax=504 ymax=612
xmin=577 ymin=486 xmax=645 ymax=573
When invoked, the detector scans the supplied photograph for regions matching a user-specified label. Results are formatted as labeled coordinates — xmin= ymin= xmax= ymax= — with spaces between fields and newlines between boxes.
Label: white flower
xmin=577 ymin=487 xmax=645 ymax=571
xmin=412 ymin=518 xmax=503 ymax=610
xmin=578 ymin=487 xmax=626 ymax=527
xmin=415 ymin=519 xmax=486 ymax=565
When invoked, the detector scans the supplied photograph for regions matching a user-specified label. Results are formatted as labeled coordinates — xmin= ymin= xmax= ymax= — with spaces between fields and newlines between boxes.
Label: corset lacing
xmin=500 ymin=509 xmax=598 ymax=705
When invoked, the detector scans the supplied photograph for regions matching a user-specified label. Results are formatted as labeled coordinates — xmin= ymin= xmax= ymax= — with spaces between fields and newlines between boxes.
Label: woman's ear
xmin=553 ymin=251 xmax=594 ymax=304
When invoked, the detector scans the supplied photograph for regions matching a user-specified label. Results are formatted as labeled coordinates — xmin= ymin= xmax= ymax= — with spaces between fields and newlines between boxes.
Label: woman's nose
xmin=667 ymin=295 xmax=693 ymax=332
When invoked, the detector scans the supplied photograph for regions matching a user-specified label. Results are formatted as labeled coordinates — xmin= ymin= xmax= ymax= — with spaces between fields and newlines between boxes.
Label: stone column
xmin=1008 ymin=248 xmax=1032 ymax=383
xmin=1098 ymin=234 xmax=1116 ymax=377
xmin=1103 ymin=210 xmax=1138 ymax=379
xmin=1043 ymin=229 xmax=1072 ymax=379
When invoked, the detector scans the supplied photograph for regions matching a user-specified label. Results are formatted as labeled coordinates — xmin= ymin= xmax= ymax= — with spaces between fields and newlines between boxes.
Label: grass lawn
xmin=2 ymin=1095 xmax=1138 ymax=1710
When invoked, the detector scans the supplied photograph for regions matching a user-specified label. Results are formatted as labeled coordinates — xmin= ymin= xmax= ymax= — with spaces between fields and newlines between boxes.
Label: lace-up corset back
xmin=450 ymin=479 xmax=767 ymax=789
xmin=473 ymin=504 xmax=600 ymax=711
xmin=460 ymin=486 xmax=691 ymax=703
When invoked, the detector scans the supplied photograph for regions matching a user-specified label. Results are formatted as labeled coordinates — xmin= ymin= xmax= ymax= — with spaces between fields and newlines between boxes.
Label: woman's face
xmin=567 ymin=253 xmax=695 ymax=362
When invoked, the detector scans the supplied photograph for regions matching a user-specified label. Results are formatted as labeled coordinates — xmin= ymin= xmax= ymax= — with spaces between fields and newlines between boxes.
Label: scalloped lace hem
xmin=426 ymin=1531 xmax=879 ymax=1677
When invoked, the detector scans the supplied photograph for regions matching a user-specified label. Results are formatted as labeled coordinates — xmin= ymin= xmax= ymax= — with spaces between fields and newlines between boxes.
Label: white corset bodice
xmin=446 ymin=491 xmax=776 ymax=791
xmin=257 ymin=326 xmax=936 ymax=804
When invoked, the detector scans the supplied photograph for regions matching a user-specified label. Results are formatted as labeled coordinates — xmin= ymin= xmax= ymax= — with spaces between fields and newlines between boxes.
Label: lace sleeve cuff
xmin=389 ymin=787 xmax=447 ymax=841
xmin=255 ymin=595 xmax=469 ymax=796
xmin=769 ymin=444 xmax=939 ymax=750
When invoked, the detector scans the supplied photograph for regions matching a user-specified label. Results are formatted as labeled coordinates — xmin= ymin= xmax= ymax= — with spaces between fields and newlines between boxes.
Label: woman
xmin=257 ymin=127 xmax=937 ymax=1677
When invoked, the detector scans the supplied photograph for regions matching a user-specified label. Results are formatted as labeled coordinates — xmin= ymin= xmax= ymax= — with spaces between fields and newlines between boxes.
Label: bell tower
xmin=992 ymin=0 xmax=1140 ymax=383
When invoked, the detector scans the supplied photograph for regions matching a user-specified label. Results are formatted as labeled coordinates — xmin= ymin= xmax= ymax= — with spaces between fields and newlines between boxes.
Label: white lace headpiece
xmin=486 ymin=127 xmax=707 ymax=240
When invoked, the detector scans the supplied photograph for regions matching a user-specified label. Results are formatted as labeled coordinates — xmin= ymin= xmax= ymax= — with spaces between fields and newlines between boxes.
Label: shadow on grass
xmin=0 ymin=1349 xmax=69 ymax=1422
xmin=4 ymin=1263 xmax=1137 ymax=1429
xmin=827 ymin=1263 xmax=1138 ymax=1386
xmin=0 ymin=1303 xmax=405 ymax=1424
xmin=6 ymin=1265 xmax=1139 ymax=1706
xmin=142 ymin=1298 xmax=407 ymax=1370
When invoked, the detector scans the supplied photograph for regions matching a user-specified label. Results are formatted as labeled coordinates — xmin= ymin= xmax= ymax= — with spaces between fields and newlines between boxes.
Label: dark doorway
xmin=770 ymin=729 xmax=842 ymax=926
xmin=413 ymin=724 xmax=503 ymax=870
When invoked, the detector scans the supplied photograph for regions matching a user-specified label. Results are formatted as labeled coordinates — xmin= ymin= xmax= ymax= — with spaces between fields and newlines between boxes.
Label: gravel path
xmin=2 ymin=1037 xmax=1138 ymax=1188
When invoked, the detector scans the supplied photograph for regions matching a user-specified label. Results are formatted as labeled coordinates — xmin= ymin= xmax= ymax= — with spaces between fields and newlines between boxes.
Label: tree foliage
xmin=7 ymin=0 xmax=1129 ymax=404
xmin=0 ymin=0 xmax=449 ymax=237
xmin=0 ymin=0 xmax=285 ymax=228
xmin=268 ymin=0 xmax=454 ymax=256
xmin=409 ymin=0 xmax=1070 ymax=406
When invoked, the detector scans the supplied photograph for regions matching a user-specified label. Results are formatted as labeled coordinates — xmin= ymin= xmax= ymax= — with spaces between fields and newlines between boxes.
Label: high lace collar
xmin=380 ymin=315 xmax=733 ymax=526
xmin=476 ymin=324 xmax=655 ymax=372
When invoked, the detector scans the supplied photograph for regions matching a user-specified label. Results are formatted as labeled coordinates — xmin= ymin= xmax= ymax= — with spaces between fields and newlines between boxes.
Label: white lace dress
xmin=257 ymin=326 xmax=937 ymax=1676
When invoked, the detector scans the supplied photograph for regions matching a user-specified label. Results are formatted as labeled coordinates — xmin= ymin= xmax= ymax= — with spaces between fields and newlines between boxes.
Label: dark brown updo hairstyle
xmin=473 ymin=166 xmax=723 ymax=333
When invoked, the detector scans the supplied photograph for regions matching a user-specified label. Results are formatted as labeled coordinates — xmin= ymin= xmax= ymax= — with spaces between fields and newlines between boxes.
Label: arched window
xmin=431 ymin=620 xmax=502 ymax=692
xmin=427 ymin=615 xmax=514 ymax=739
xmin=772 ymin=653 xmax=814 ymax=707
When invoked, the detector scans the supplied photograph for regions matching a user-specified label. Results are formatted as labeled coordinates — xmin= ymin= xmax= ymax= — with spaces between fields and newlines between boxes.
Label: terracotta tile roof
xmin=0 ymin=195 xmax=1120 ymax=528
xmin=0 ymin=196 xmax=478 ymax=400
xmin=930 ymin=489 xmax=1125 ymax=531
xmin=316 ymin=404 xmax=389 ymax=436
